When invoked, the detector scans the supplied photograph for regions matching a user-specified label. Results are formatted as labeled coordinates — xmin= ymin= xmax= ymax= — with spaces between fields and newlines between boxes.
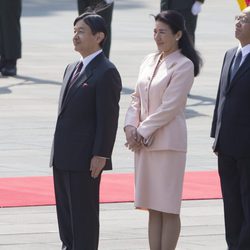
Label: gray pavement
xmin=0 ymin=0 xmax=241 ymax=249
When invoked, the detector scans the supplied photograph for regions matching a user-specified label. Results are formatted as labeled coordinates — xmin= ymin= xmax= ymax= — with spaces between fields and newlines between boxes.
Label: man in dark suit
xmin=160 ymin=0 xmax=204 ymax=44
xmin=77 ymin=0 xmax=114 ymax=58
xmin=211 ymin=6 xmax=250 ymax=250
xmin=51 ymin=13 xmax=122 ymax=250
xmin=0 ymin=0 xmax=22 ymax=76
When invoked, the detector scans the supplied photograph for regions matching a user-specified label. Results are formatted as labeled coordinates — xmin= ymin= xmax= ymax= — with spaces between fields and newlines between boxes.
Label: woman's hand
xmin=124 ymin=125 xmax=142 ymax=152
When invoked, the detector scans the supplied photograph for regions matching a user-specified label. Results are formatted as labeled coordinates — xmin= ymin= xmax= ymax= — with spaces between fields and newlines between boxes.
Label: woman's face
xmin=154 ymin=20 xmax=180 ymax=56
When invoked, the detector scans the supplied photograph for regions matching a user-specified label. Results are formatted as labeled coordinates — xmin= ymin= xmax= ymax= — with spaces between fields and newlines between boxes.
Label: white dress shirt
xmin=237 ymin=44 xmax=250 ymax=66
xmin=79 ymin=49 xmax=103 ymax=73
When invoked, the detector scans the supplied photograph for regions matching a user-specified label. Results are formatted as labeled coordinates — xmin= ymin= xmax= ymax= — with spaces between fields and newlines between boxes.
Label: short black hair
xmin=74 ymin=12 xmax=107 ymax=47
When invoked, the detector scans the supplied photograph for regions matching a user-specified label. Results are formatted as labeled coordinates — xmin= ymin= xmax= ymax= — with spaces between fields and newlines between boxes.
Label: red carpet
xmin=0 ymin=171 xmax=222 ymax=208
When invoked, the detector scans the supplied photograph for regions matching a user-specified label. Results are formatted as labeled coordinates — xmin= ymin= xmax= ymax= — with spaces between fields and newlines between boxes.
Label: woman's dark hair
xmin=155 ymin=10 xmax=202 ymax=76
xmin=74 ymin=12 xmax=107 ymax=48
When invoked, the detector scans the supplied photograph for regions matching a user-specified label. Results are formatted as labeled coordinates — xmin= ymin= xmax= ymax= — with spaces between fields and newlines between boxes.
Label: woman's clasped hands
xmin=124 ymin=125 xmax=142 ymax=152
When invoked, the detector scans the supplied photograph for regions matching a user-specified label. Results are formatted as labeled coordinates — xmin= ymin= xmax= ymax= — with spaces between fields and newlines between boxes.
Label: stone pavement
xmin=0 ymin=0 xmax=241 ymax=249
xmin=0 ymin=200 xmax=225 ymax=250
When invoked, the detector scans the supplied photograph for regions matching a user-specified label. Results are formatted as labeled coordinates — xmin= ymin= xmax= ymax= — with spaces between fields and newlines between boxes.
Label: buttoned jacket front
xmin=125 ymin=50 xmax=194 ymax=152
xmin=211 ymin=47 xmax=250 ymax=157
xmin=50 ymin=53 xmax=122 ymax=171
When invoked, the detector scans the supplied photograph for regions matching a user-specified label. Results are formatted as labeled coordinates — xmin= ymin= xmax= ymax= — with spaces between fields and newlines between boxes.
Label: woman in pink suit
xmin=124 ymin=11 xmax=202 ymax=250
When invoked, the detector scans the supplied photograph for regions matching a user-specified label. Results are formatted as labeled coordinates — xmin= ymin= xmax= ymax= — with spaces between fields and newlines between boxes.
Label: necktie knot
xmin=70 ymin=61 xmax=83 ymax=86
xmin=74 ymin=61 xmax=83 ymax=77
xmin=234 ymin=50 xmax=242 ymax=66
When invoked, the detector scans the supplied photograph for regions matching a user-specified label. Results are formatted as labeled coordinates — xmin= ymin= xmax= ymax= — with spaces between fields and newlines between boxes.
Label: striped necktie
xmin=69 ymin=61 xmax=83 ymax=87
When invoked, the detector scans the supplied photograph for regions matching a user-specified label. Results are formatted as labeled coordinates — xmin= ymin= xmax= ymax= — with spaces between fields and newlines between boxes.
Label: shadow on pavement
xmin=122 ymin=87 xmax=133 ymax=95
xmin=186 ymin=94 xmax=215 ymax=119
xmin=188 ymin=94 xmax=215 ymax=106
xmin=22 ymin=0 xmax=145 ymax=17
xmin=0 ymin=74 xmax=61 ymax=95
xmin=22 ymin=0 xmax=76 ymax=17
xmin=14 ymin=75 xmax=61 ymax=85
xmin=185 ymin=108 xmax=206 ymax=119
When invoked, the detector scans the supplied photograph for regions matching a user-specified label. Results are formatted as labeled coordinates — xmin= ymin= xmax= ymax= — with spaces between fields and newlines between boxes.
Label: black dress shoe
xmin=1 ymin=66 xmax=17 ymax=76
xmin=61 ymin=243 xmax=71 ymax=250
xmin=0 ymin=57 xmax=6 ymax=71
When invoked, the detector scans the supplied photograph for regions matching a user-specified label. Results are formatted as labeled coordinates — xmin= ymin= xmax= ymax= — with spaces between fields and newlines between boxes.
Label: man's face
xmin=73 ymin=19 xmax=101 ymax=57
xmin=235 ymin=10 xmax=250 ymax=46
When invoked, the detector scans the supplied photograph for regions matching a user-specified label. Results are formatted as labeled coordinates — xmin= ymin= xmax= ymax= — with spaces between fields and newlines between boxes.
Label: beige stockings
xmin=148 ymin=209 xmax=180 ymax=250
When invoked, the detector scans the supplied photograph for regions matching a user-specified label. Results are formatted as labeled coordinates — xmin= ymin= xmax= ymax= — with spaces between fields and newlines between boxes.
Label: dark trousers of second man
xmin=218 ymin=153 xmax=250 ymax=250
xmin=53 ymin=167 xmax=101 ymax=250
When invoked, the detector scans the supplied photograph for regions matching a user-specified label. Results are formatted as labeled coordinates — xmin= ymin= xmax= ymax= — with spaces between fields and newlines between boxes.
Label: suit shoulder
xmin=105 ymin=58 xmax=118 ymax=70
xmin=139 ymin=52 xmax=160 ymax=69
xmin=179 ymin=54 xmax=193 ymax=64
xmin=174 ymin=53 xmax=194 ymax=70
xmin=143 ymin=52 xmax=159 ymax=62
xmin=96 ymin=55 xmax=118 ymax=71
xmin=228 ymin=47 xmax=238 ymax=52
xmin=65 ymin=61 xmax=78 ymax=71
xmin=225 ymin=47 xmax=238 ymax=56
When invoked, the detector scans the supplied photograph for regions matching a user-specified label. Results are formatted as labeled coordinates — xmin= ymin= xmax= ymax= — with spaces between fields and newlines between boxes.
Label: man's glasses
xmin=235 ymin=15 xmax=250 ymax=24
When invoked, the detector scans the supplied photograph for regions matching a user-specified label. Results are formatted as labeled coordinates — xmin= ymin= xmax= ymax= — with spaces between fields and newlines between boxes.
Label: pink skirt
xmin=134 ymin=149 xmax=186 ymax=214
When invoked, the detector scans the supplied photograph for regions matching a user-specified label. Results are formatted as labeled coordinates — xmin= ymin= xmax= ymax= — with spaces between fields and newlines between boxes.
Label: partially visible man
xmin=51 ymin=13 xmax=121 ymax=250
xmin=211 ymin=6 xmax=250 ymax=250
xmin=0 ymin=0 xmax=22 ymax=76
xmin=77 ymin=0 xmax=114 ymax=58
xmin=160 ymin=0 xmax=204 ymax=44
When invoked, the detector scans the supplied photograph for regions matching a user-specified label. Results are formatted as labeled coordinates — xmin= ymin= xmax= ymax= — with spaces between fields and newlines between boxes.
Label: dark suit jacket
xmin=211 ymin=47 xmax=250 ymax=158
xmin=52 ymin=52 xmax=122 ymax=171
xmin=160 ymin=0 xmax=204 ymax=43
xmin=161 ymin=0 xmax=204 ymax=11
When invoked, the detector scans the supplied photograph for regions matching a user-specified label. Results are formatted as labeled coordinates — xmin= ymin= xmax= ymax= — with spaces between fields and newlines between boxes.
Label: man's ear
xmin=96 ymin=32 xmax=105 ymax=44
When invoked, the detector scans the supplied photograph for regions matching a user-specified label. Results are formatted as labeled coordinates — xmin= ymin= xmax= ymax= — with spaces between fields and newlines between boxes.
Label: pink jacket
xmin=125 ymin=50 xmax=194 ymax=152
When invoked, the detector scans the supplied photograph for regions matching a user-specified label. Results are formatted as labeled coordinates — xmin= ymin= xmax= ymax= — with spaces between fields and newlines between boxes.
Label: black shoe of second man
xmin=1 ymin=59 xmax=17 ymax=76
xmin=1 ymin=66 xmax=17 ymax=76
xmin=0 ymin=57 xmax=6 ymax=71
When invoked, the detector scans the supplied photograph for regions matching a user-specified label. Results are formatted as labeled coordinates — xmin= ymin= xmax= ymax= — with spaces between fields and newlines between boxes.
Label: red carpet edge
xmin=0 ymin=171 xmax=222 ymax=208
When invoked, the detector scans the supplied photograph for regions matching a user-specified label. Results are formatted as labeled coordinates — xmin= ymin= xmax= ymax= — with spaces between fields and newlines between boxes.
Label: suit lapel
xmin=58 ymin=63 xmax=77 ymax=112
xmin=59 ymin=53 xmax=105 ymax=115
xmin=222 ymin=48 xmax=236 ymax=95
xmin=220 ymin=48 xmax=237 ymax=95
xmin=227 ymin=52 xmax=250 ymax=93
xmin=59 ymin=69 xmax=93 ymax=114
xmin=232 ymin=53 xmax=250 ymax=81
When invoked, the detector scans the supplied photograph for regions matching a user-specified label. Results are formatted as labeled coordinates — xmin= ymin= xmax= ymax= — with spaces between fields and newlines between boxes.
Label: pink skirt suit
xmin=125 ymin=50 xmax=194 ymax=214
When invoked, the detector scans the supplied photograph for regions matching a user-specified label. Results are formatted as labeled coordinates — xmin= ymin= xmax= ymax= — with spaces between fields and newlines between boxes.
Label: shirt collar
xmin=238 ymin=44 xmax=250 ymax=58
xmin=80 ymin=49 xmax=103 ymax=69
